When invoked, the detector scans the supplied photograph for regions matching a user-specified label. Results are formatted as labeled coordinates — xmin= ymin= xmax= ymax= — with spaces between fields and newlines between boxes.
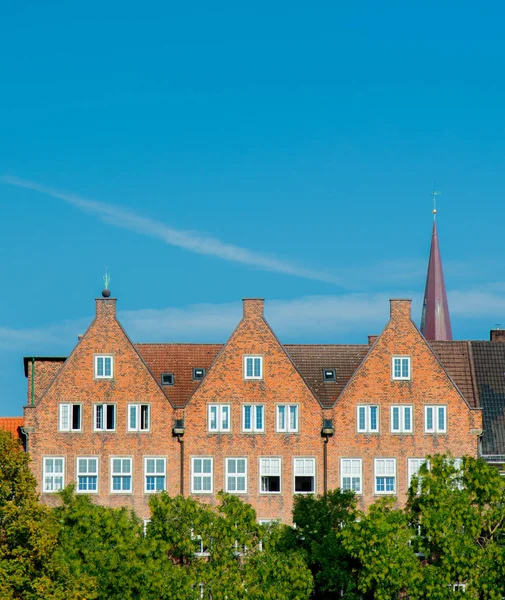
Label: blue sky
xmin=1 ymin=1 xmax=505 ymax=415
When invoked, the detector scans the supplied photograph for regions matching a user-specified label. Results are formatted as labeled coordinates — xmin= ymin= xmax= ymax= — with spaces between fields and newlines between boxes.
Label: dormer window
xmin=244 ymin=356 xmax=263 ymax=380
xmin=392 ymin=356 xmax=411 ymax=380
xmin=95 ymin=355 xmax=113 ymax=379
xmin=193 ymin=368 xmax=206 ymax=381
xmin=323 ymin=368 xmax=336 ymax=382
xmin=161 ymin=373 xmax=174 ymax=386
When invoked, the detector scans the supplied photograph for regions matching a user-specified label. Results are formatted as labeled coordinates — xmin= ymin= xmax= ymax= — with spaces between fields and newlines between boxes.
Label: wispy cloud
xmin=1 ymin=175 xmax=344 ymax=285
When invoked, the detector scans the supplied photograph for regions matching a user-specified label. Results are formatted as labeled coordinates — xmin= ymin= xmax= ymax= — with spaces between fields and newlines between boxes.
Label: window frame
xmin=424 ymin=405 xmax=447 ymax=433
xmin=93 ymin=403 xmax=116 ymax=432
xmin=390 ymin=405 xmax=413 ymax=433
xmin=340 ymin=458 xmax=363 ymax=495
xmin=242 ymin=404 xmax=265 ymax=433
xmin=259 ymin=457 xmax=282 ymax=495
xmin=94 ymin=354 xmax=114 ymax=379
xmin=391 ymin=356 xmax=411 ymax=381
xmin=192 ymin=368 xmax=206 ymax=381
xmin=207 ymin=404 xmax=231 ymax=433
xmin=276 ymin=404 xmax=299 ymax=433
xmin=243 ymin=355 xmax=263 ymax=380
xmin=225 ymin=457 xmax=248 ymax=494
xmin=76 ymin=456 xmax=99 ymax=494
xmin=144 ymin=457 xmax=167 ymax=493
xmin=293 ymin=457 xmax=316 ymax=494
xmin=127 ymin=403 xmax=151 ymax=432
xmin=42 ymin=456 xmax=65 ymax=493
xmin=58 ymin=403 xmax=82 ymax=432
xmin=161 ymin=372 xmax=174 ymax=386
xmin=322 ymin=368 xmax=336 ymax=382
xmin=408 ymin=458 xmax=430 ymax=489
xmin=110 ymin=456 xmax=133 ymax=494
xmin=191 ymin=457 xmax=214 ymax=494
xmin=374 ymin=458 xmax=397 ymax=495
xmin=356 ymin=404 xmax=379 ymax=433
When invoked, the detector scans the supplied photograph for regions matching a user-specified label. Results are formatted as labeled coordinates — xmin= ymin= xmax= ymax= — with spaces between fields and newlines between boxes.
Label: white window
xmin=425 ymin=405 xmax=447 ymax=433
xmin=390 ymin=405 xmax=413 ymax=433
xmin=340 ymin=458 xmax=362 ymax=494
xmin=95 ymin=355 xmax=113 ymax=379
xmin=77 ymin=457 xmax=98 ymax=493
xmin=276 ymin=404 xmax=298 ymax=433
xmin=208 ymin=404 xmax=230 ymax=432
xmin=191 ymin=457 xmax=213 ymax=493
xmin=242 ymin=404 xmax=264 ymax=432
xmin=357 ymin=405 xmax=379 ymax=433
xmin=43 ymin=457 xmax=65 ymax=493
xmin=128 ymin=404 xmax=150 ymax=432
xmin=191 ymin=530 xmax=210 ymax=556
xmin=293 ymin=458 xmax=315 ymax=493
xmin=225 ymin=458 xmax=247 ymax=493
xmin=408 ymin=458 xmax=429 ymax=488
xmin=375 ymin=459 xmax=396 ymax=494
xmin=94 ymin=404 xmax=116 ymax=431
xmin=392 ymin=356 xmax=411 ymax=380
xmin=111 ymin=457 xmax=132 ymax=493
xmin=59 ymin=403 xmax=82 ymax=432
xmin=244 ymin=355 xmax=263 ymax=380
xmin=144 ymin=457 xmax=166 ymax=493
xmin=260 ymin=458 xmax=281 ymax=493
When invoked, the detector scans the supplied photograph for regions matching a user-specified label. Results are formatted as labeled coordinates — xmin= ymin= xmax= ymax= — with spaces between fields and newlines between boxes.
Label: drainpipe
xmin=31 ymin=357 xmax=35 ymax=406
xmin=172 ymin=420 xmax=185 ymax=495
xmin=321 ymin=419 xmax=335 ymax=497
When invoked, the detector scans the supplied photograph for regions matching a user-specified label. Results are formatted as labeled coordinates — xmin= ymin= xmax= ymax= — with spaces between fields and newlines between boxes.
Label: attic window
xmin=323 ymin=368 xmax=336 ymax=382
xmin=161 ymin=373 xmax=174 ymax=386
xmin=193 ymin=368 xmax=206 ymax=381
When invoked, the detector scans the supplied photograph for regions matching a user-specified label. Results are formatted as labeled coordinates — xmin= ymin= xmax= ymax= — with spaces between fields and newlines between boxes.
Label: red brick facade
xmin=23 ymin=295 xmax=482 ymax=522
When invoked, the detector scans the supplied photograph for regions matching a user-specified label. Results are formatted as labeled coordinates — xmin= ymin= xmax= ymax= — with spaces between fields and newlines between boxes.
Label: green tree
xmin=407 ymin=455 xmax=505 ymax=599
xmin=287 ymin=489 xmax=360 ymax=599
xmin=148 ymin=491 xmax=313 ymax=600
xmin=0 ymin=430 xmax=80 ymax=600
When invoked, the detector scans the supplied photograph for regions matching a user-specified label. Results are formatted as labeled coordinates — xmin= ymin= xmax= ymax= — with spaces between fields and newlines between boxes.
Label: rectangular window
xmin=192 ymin=368 xmax=206 ymax=380
xmin=340 ymin=458 xmax=362 ymax=494
xmin=161 ymin=373 xmax=174 ymax=386
xmin=59 ymin=403 xmax=82 ymax=432
xmin=43 ymin=457 xmax=65 ymax=493
xmin=294 ymin=458 xmax=315 ymax=493
xmin=425 ymin=405 xmax=447 ymax=433
xmin=357 ymin=405 xmax=379 ymax=433
xmin=408 ymin=458 xmax=429 ymax=488
xmin=77 ymin=457 xmax=98 ymax=493
xmin=95 ymin=355 xmax=113 ymax=379
xmin=243 ymin=356 xmax=263 ymax=380
xmin=390 ymin=405 xmax=413 ymax=433
xmin=260 ymin=458 xmax=281 ymax=493
xmin=392 ymin=356 xmax=411 ymax=380
xmin=144 ymin=457 xmax=166 ymax=493
xmin=94 ymin=404 xmax=116 ymax=431
xmin=111 ymin=457 xmax=132 ymax=493
xmin=276 ymin=404 xmax=299 ymax=433
xmin=191 ymin=457 xmax=213 ymax=493
xmin=208 ymin=404 xmax=231 ymax=432
xmin=225 ymin=458 xmax=247 ymax=493
xmin=242 ymin=404 xmax=264 ymax=432
xmin=128 ymin=404 xmax=150 ymax=432
xmin=375 ymin=458 xmax=396 ymax=494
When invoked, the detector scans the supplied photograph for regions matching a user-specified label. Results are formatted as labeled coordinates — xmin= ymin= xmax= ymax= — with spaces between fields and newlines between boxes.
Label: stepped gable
xmin=285 ymin=344 xmax=370 ymax=408
xmin=471 ymin=342 xmax=505 ymax=455
xmin=430 ymin=341 xmax=479 ymax=408
xmin=135 ymin=343 xmax=223 ymax=408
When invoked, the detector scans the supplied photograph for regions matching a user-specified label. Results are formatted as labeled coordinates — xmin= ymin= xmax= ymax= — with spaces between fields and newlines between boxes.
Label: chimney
xmin=96 ymin=296 xmax=117 ymax=319
xmin=490 ymin=328 xmax=505 ymax=343
xmin=243 ymin=298 xmax=264 ymax=319
xmin=390 ymin=299 xmax=412 ymax=320
xmin=368 ymin=335 xmax=378 ymax=345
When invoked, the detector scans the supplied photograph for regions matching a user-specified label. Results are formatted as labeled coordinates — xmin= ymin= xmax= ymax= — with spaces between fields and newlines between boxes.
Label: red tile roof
xmin=0 ymin=417 xmax=24 ymax=438
xmin=430 ymin=341 xmax=479 ymax=408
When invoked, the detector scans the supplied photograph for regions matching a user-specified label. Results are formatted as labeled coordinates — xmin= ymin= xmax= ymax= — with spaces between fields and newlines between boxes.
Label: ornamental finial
xmin=432 ymin=190 xmax=441 ymax=220
xmin=102 ymin=268 xmax=111 ymax=298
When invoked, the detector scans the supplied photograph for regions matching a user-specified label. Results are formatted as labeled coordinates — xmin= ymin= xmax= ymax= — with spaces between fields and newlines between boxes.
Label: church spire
xmin=420 ymin=194 xmax=453 ymax=341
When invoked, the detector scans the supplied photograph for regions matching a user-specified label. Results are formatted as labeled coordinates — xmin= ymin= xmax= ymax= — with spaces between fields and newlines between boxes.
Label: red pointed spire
xmin=420 ymin=217 xmax=453 ymax=340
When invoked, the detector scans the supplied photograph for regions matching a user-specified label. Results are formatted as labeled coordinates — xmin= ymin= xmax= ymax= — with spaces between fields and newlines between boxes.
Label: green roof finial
xmin=102 ymin=268 xmax=111 ymax=298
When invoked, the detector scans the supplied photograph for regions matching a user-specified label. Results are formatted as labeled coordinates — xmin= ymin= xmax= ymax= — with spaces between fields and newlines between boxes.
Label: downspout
xmin=177 ymin=434 xmax=184 ymax=495
xmin=31 ymin=357 xmax=35 ymax=406
xmin=323 ymin=435 xmax=329 ymax=497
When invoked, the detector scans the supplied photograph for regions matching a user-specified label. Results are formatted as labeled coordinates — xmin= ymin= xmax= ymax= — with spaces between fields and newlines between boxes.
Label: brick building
xmin=18 ymin=217 xmax=505 ymax=522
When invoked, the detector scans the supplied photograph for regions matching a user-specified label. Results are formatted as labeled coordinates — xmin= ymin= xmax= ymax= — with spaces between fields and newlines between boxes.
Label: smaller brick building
xmin=21 ymin=291 xmax=488 ymax=522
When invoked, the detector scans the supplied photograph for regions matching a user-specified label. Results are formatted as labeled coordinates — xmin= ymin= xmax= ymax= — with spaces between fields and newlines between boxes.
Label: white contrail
xmin=1 ymin=175 xmax=343 ymax=285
